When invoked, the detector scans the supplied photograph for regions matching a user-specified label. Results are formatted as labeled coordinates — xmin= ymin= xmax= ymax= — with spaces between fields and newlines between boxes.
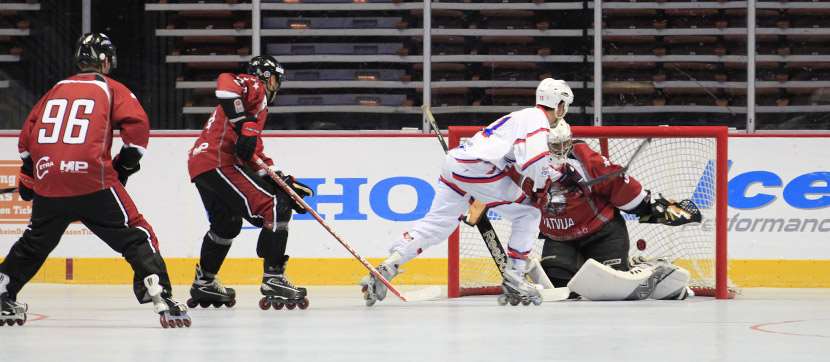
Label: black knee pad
xmin=275 ymin=190 xmax=295 ymax=217
xmin=210 ymin=216 xmax=243 ymax=241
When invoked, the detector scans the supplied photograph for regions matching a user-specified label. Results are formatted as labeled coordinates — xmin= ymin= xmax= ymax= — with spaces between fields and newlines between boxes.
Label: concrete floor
xmin=1 ymin=285 xmax=828 ymax=362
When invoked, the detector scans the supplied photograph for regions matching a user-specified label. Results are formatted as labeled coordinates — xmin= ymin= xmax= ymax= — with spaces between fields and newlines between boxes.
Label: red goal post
xmin=447 ymin=125 xmax=732 ymax=299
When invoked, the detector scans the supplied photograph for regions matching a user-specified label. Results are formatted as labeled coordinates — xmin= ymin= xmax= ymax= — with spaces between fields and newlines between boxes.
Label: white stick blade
xmin=401 ymin=286 xmax=444 ymax=302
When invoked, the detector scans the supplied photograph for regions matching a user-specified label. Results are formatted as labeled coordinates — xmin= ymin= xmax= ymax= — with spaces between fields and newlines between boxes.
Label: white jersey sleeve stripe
xmin=215 ymin=90 xmax=241 ymax=99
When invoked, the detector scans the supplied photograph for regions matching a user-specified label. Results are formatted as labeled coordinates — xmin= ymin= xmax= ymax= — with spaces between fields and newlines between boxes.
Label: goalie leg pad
xmin=567 ymin=258 xmax=672 ymax=301
xmin=631 ymin=257 xmax=691 ymax=300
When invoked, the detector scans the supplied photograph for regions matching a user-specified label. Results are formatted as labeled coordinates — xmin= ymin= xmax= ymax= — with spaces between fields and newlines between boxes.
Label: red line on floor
xmin=750 ymin=320 xmax=829 ymax=338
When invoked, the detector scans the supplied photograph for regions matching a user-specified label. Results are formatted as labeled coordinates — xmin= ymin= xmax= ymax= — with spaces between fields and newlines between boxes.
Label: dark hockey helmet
xmin=75 ymin=33 xmax=117 ymax=72
xmin=246 ymin=55 xmax=284 ymax=103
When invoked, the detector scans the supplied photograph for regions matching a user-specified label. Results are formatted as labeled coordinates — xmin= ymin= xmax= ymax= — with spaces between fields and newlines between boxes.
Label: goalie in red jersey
xmin=0 ymin=33 xmax=189 ymax=328
xmin=534 ymin=121 xmax=702 ymax=301
xmin=186 ymin=56 xmax=312 ymax=310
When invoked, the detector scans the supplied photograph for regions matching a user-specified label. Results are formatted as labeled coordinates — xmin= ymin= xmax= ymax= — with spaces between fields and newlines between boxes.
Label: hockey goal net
xmin=447 ymin=126 xmax=735 ymax=299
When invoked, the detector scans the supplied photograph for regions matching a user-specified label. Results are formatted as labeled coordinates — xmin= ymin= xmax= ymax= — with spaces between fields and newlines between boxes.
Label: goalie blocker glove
xmin=631 ymin=191 xmax=702 ymax=226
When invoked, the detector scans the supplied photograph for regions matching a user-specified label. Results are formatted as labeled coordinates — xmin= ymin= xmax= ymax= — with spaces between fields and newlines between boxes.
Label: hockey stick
xmin=421 ymin=105 xmax=450 ymax=152
xmin=0 ymin=187 xmax=17 ymax=194
xmin=254 ymin=157 xmax=440 ymax=303
xmin=581 ymin=137 xmax=652 ymax=188
xmin=422 ymin=105 xmax=510 ymax=279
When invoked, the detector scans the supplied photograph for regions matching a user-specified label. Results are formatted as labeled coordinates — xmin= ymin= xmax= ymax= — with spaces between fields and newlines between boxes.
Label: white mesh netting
xmin=454 ymin=136 xmax=733 ymax=297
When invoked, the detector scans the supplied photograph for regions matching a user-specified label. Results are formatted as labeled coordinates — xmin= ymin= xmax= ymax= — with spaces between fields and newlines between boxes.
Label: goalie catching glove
xmin=634 ymin=191 xmax=702 ymax=226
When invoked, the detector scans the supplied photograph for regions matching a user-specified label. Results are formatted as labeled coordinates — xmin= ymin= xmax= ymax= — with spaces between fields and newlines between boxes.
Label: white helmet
xmin=536 ymin=78 xmax=574 ymax=119
xmin=548 ymin=120 xmax=573 ymax=162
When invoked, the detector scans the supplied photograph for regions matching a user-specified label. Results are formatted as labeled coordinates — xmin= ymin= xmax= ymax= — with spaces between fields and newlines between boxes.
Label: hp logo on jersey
xmin=60 ymin=160 xmax=89 ymax=174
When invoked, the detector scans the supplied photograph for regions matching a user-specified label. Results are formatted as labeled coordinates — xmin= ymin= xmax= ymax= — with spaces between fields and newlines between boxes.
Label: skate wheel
xmin=186 ymin=298 xmax=198 ymax=309
xmin=212 ymin=302 xmax=223 ymax=308
xmin=6 ymin=319 xmax=15 ymax=326
xmin=17 ymin=315 xmax=26 ymax=326
xmin=298 ymin=298 xmax=309 ymax=310
xmin=183 ymin=317 xmax=192 ymax=328
xmin=258 ymin=297 xmax=271 ymax=310
xmin=226 ymin=299 xmax=236 ymax=308
xmin=286 ymin=302 xmax=296 ymax=310
xmin=521 ymin=299 xmax=531 ymax=306
xmin=199 ymin=301 xmax=211 ymax=308
xmin=532 ymin=298 xmax=543 ymax=306
xmin=509 ymin=297 xmax=520 ymax=306
xmin=497 ymin=294 xmax=508 ymax=306
xmin=175 ymin=318 xmax=184 ymax=328
xmin=273 ymin=300 xmax=284 ymax=310
xmin=159 ymin=316 xmax=169 ymax=329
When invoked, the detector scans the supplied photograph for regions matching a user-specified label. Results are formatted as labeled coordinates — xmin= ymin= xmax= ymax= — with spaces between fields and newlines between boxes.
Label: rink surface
xmin=2 ymin=285 xmax=828 ymax=362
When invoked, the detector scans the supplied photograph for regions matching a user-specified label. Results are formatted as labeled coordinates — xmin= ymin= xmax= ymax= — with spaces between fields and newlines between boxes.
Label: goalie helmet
xmin=75 ymin=33 xmax=117 ymax=72
xmin=246 ymin=55 xmax=285 ymax=104
xmin=536 ymin=78 xmax=574 ymax=119
xmin=548 ymin=120 xmax=573 ymax=163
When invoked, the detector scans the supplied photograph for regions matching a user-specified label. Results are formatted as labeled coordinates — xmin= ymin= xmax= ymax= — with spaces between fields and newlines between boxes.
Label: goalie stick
xmin=581 ymin=137 xmax=651 ymax=188
xmin=422 ymin=106 xmax=568 ymax=301
xmin=254 ymin=157 xmax=440 ymax=303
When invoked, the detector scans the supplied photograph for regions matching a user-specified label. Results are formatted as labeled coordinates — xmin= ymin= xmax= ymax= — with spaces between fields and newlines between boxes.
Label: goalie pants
xmin=390 ymin=155 xmax=541 ymax=269
xmin=540 ymin=210 xmax=631 ymax=287
xmin=192 ymin=165 xmax=294 ymax=275
xmin=0 ymin=185 xmax=172 ymax=303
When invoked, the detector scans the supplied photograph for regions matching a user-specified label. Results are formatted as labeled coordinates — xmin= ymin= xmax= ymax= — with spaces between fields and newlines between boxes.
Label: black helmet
xmin=75 ymin=33 xmax=117 ymax=72
xmin=246 ymin=55 xmax=284 ymax=103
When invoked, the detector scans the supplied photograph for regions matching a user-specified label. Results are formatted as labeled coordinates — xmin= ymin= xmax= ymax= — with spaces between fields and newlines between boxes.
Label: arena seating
xmin=0 ymin=2 xmax=39 ymax=128
xmin=145 ymin=0 xmax=830 ymax=129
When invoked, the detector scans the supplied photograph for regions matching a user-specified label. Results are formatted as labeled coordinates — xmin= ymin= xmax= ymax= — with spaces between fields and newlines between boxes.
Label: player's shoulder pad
xmin=571 ymin=141 xmax=600 ymax=160
xmin=103 ymin=76 xmax=140 ymax=102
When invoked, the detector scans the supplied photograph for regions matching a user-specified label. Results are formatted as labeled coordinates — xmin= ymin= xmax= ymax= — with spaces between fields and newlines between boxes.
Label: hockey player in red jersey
xmin=535 ymin=121 xmax=702 ymax=301
xmin=187 ymin=55 xmax=312 ymax=311
xmin=0 ymin=33 xmax=190 ymax=328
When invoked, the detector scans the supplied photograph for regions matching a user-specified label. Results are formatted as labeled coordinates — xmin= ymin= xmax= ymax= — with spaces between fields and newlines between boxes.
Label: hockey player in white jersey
xmin=360 ymin=78 xmax=574 ymax=306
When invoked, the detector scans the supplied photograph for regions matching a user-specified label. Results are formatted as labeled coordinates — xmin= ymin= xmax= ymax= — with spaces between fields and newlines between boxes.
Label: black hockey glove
xmin=274 ymin=171 xmax=313 ymax=214
xmin=112 ymin=147 xmax=143 ymax=186
xmin=18 ymin=156 xmax=35 ymax=201
xmin=234 ymin=118 xmax=260 ymax=162
xmin=638 ymin=193 xmax=702 ymax=226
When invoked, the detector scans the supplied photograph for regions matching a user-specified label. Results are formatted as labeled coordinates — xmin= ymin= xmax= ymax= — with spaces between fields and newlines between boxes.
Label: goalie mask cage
xmin=447 ymin=126 xmax=734 ymax=299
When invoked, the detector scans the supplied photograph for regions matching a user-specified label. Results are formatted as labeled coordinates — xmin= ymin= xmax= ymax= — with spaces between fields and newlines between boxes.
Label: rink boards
xmin=0 ymin=132 xmax=827 ymax=287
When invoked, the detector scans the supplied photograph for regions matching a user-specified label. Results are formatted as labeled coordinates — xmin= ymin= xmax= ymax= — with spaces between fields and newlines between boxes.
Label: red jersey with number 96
xmin=18 ymin=73 xmax=150 ymax=197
